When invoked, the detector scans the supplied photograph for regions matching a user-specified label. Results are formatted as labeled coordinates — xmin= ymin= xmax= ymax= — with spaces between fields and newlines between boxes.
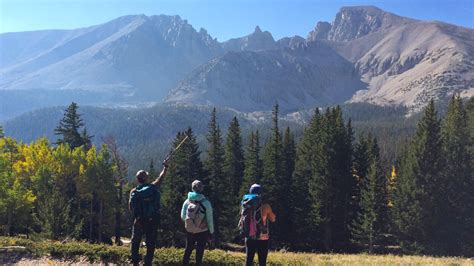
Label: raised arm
xmin=151 ymin=162 xmax=169 ymax=186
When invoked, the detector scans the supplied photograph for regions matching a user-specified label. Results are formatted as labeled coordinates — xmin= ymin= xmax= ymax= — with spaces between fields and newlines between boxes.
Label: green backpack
xmin=130 ymin=184 xmax=161 ymax=220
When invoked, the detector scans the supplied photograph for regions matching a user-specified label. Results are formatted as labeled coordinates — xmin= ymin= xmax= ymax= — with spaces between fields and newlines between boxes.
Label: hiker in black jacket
xmin=129 ymin=160 xmax=168 ymax=266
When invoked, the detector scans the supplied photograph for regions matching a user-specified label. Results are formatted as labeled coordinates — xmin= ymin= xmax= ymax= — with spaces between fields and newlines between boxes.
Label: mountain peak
xmin=308 ymin=6 xmax=413 ymax=42
xmin=254 ymin=26 xmax=262 ymax=33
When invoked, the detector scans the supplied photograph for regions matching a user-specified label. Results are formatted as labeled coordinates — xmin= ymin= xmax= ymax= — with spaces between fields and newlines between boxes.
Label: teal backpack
xmin=130 ymin=184 xmax=161 ymax=220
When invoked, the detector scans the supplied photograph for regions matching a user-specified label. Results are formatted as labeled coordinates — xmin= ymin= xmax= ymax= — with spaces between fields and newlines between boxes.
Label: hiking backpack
xmin=185 ymin=199 xmax=207 ymax=233
xmin=130 ymin=184 xmax=161 ymax=220
xmin=238 ymin=194 xmax=263 ymax=239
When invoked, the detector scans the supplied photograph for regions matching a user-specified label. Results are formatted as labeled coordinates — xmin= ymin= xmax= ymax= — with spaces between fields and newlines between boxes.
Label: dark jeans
xmin=182 ymin=230 xmax=209 ymax=266
xmin=245 ymin=239 xmax=269 ymax=266
xmin=131 ymin=218 xmax=158 ymax=266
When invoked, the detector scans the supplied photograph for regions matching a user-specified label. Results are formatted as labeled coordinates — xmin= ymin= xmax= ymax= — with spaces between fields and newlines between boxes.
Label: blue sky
xmin=0 ymin=0 xmax=472 ymax=41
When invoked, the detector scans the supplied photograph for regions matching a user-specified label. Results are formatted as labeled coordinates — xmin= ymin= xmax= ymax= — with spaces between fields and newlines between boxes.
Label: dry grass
xmin=1 ymin=237 xmax=472 ymax=265
xmin=260 ymin=251 xmax=474 ymax=265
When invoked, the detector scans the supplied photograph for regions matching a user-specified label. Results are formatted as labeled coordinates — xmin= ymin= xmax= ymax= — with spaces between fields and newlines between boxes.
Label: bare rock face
xmin=222 ymin=26 xmax=278 ymax=51
xmin=1 ymin=6 xmax=473 ymax=119
xmin=306 ymin=6 xmax=474 ymax=111
xmin=307 ymin=22 xmax=331 ymax=42
xmin=166 ymin=42 xmax=365 ymax=112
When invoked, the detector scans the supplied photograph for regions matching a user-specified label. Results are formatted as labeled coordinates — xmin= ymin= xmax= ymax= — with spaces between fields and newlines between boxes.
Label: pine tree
xmin=392 ymin=100 xmax=443 ymax=254
xmin=439 ymin=95 xmax=473 ymax=255
xmin=240 ymin=131 xmax=262 ymax=196
xmin=149 ymin=158 xmax=157 ymax=178
xmin=55 ymin=102 xmax=92 ymax=150
xmin=261 ymin=103 xmax=286 ymax=244
xmin=302 ymin=107 xmax=355 ymax=251
xmin=350 ymin=135 xmax=387 ymax=253
xmin=279 ymin=126 xmax=296 ymax=245
xmin=290 ymin=109 xmax=320 ymax=249
xmin=0 ymin=125 xmax=4 ymax=138
xmin=224 ymin=117 xmax=245 ymax=200
xmin=160 ymin=129 xmax=204 ymax=245
xmin=203 ymin=108 xmax=227 ymax=244
xmin=223 ymin=117 xmax=245 ymax=240
xmin=262 ymin=103 xmax=283 ymax=203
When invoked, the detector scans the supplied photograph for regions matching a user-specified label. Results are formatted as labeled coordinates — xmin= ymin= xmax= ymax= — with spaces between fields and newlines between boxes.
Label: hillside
xmin=165 ymin=42 xmax=365 ymax=112
xmin=3 ymin=102 xmax=414 ymax=176
xmin=1 ymin=6 xmax=473 ymax=120
xmin=309 ymin=6 xmax=474 ymax=111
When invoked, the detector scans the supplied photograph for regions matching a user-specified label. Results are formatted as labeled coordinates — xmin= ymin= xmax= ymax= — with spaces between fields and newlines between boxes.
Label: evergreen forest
xmin=0 ymin=96 xmax=472 ymax=257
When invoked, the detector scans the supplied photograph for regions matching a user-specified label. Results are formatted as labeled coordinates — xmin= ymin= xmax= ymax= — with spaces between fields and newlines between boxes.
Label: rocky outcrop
xmin=222 ymin=26 xmax=278 ymax=51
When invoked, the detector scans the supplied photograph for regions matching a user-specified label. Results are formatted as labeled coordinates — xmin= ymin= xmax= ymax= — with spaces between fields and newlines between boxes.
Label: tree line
xmin=0 ymin=96 xmax=472 ymax=256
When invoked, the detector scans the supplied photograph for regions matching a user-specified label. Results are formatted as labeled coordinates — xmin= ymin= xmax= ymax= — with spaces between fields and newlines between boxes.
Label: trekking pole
xmin=164 ymin=133 xmax=189 ymax=163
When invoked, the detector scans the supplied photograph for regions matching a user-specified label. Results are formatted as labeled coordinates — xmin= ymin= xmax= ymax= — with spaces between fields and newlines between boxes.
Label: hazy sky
xmin=0 ymin=0 xmax=472 ymax=41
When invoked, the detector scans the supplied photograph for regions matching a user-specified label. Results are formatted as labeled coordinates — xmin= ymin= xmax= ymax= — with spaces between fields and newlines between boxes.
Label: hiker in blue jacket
xmin=181 ymin=180 xmax=214 ymax=266
xmin=129 ymin=160 xmax=168 ymax=266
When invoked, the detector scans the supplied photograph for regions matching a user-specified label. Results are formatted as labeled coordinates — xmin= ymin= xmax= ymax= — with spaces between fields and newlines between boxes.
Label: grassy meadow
xmin=0 ymin=237 xmax=472 ymax=265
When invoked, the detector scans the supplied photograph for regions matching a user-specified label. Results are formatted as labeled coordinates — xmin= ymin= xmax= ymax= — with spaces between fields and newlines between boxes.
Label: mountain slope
xmin=165 ymin=41 xmax=365 ymax=112
xmin=0 ymin=15 xmax=222 ymax=97
xmin=308 ymin=6 xmax=474 ymax=110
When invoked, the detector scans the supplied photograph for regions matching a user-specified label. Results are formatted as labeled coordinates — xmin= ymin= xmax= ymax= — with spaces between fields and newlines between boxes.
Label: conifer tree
xmin=160 ymin=129 xmax=203 ymax=245
xmin=290 ymin=109 xmax=320 ymax=249
xmin=303 ymin=107 xmax=355 ymax=251
xmin=224 ymin=117 xmax=245 ymax=200
xmin=223 ymin=117 xmax=245 ymax=239
xmin=392 ymin=100 xmax=443 ymax=254
xmin=0 ymin=125 xmax=4 ymax=138
xmin=204 ymin=108 xmax=227 ymax=243
xmin=279 ymin=126 xmax=296 ymax=244
xmin=149 ymin=158 xmax=157 ymax=178
xmin=439 ymin=95 xmax=473 ymax=255
xmin=262 ymin=103 xmax=286 ymax=243
xmin=241 ymin=131 xmax=262 ymax=195
xmin=262 ymin=103 xmax=283 ymax=203
xmin=55 ymin=102 xmax=92 ymax=150
xmin=350 ymin=136 xmax=387 ymax=253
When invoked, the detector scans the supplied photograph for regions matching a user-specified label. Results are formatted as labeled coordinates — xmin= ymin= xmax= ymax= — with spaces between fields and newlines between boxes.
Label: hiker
xmin=181 ymin=180 xmax=214 ymax=266
xmin=239 ymin=184 xmax=276 ymax=266
xmin=129 ymin=160 xmax=168 ymax=266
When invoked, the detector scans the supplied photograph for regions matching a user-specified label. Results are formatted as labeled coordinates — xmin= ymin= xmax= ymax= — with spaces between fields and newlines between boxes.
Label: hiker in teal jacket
xmin=180 ymin=180 xmax=214 ymax=266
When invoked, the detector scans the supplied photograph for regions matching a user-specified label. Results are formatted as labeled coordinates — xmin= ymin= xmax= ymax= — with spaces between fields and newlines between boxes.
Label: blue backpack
xmin=238 ymin=194 xmax=262 ymax=239
xmin=130 ymin=184 xmax=161 ymax=220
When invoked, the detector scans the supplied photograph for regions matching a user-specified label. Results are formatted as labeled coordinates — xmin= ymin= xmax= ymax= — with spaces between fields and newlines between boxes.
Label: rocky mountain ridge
xmin=1 ymin=6 xmax=473 ymax=120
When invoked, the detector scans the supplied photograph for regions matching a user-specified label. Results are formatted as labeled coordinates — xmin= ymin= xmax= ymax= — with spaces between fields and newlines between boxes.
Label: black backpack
xmin=130 ymin=184 xmax=161 ymax=220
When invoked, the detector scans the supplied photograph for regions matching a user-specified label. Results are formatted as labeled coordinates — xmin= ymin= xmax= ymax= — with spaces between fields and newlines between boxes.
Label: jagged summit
xmin=222 ymin=25 xmax=277 ymax=51
xmin=0 ymin=7 xmax=472 ymax=120
xmin=308 ymin=6 xmax=413 ymax=42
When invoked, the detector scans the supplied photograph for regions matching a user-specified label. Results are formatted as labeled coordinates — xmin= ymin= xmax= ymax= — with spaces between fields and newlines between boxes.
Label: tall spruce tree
xmin=439 ymin=95 xmax=473 ymax=255
xmin=305 ymin=107 xmax=355 ymax=251
xmin=204 ymin=108 xmax=228 ymax=244
xmin=0 ymin=125 xmax=4 ymax=138
xmin=350 ymin=135 xmax=387 ymax=253
xmin=160 ymin=129 xmax=204 ymax=245
xmin=241 ymin=131 xmax=263 ymax=195
xmin=224 ymin=117 xmax=245 ymax=200
xmin=222 ymin=116 xmax=245 ymax=240
xmin=280 ymin=126 xmax=296 ymax=245
xmin=55 ymin=102 xmax=92 ymax=150
xmin=262 ymin=103 xmax=285 ymax=244
xmin=290 ymin=109 xmax=321 ymax=249
xmin=392 ymin=100 xmax=443 ymax=254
